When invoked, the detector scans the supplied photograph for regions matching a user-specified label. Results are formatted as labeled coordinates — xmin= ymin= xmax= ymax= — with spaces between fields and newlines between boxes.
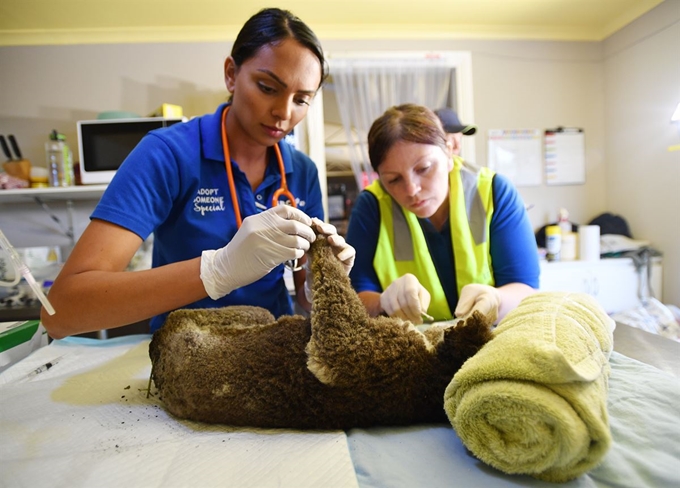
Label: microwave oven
xmin=77 ymin=116 xmax=185 ymax=185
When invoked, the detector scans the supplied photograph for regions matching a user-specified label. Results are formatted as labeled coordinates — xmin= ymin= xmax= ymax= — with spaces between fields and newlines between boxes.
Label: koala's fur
xmin=149 ymin=236 xmax=493 ymax=429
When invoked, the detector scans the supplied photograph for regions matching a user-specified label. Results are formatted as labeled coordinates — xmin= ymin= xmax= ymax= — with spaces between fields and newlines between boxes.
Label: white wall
xmin=0 ymin=1 xmax=677 ymax=305
xmin=603 ymin=0 xmax=680 ymax=306
xmin=0 ymin=42 xmax=230 ymax=163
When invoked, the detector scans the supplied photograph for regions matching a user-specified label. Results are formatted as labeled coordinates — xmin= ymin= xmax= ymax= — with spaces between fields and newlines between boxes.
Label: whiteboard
xmin=487 ymin=129 xmax=542 ymax=187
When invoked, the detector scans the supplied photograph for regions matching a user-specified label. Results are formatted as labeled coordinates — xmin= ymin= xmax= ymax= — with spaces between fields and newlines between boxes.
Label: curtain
xmin=330 ymin=56 xmax=453 ymax=189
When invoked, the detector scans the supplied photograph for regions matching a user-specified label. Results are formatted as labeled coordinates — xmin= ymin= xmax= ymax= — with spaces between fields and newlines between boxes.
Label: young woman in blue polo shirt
xmin=42 ymin=8 xmax=354 ymax=338
xmin=346 ymin=104 xmax=538 ymax=325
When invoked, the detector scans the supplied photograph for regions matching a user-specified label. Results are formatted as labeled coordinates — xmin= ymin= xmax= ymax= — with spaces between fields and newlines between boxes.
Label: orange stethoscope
xmin=220 ymin=106 xmax=296 ymax=228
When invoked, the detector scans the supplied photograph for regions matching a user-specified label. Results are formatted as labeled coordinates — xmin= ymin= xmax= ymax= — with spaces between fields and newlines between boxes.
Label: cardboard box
xmin=148 ymin=103 xmax=183 ymax=118
xmin=0 ymin=320 xmax=47 ymax=373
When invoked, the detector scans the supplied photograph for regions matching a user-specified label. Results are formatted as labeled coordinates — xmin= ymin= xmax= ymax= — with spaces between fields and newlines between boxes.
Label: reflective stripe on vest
xmin=366 ymin=156 xmax=495 ymax=320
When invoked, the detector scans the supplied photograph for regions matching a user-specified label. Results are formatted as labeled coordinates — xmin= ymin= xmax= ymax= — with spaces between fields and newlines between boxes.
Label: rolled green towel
xmin=444 ymin=292 xmax=614 ymax=483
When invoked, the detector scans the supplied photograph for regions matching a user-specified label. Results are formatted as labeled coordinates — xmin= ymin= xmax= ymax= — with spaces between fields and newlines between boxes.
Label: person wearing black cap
xmin=345 ymin=103 xmax=539 ymax=326
xmin=434 ymin=107 xmax=476 ymax=156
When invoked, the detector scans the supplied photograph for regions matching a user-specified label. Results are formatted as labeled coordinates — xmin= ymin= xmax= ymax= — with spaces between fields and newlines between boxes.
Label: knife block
xmin=3 ymin=159 xmax=32 ymax=182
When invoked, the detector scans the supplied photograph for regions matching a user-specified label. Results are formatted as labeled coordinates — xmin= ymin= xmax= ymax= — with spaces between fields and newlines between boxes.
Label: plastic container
xmin=45 ymin=130 xmax=75 ymax=187
xmin=29 ymin=167 xmax=49 ymax=188
xmin=561 ymin=232 xmax=577 ymax=261
xmin=545 ymin=225 xmax=562 ymax=262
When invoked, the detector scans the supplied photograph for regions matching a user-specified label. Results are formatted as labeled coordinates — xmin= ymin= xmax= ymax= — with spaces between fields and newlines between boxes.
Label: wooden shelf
xmin=0 ymin=185 xmax=107 ymax=204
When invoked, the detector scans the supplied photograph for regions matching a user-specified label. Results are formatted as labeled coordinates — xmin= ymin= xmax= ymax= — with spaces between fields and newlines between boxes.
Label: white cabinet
xmin=539 ymin=258 xmax=663 ymax=315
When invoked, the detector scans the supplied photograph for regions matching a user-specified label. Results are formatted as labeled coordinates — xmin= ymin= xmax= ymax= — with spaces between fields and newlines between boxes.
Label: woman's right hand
xmin=379 ymin=273 xmax=431 ymax=324
xmin=200 ymin=205 xmax=316 ymax=299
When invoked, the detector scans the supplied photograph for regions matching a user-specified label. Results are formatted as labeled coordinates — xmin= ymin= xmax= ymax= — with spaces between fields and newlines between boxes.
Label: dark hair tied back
xmin=231 ymin=8 xmax=328 ymax=87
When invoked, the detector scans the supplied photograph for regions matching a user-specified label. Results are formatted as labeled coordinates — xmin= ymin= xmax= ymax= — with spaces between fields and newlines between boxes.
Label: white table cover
xmin=0 ymin=335 xmax=359 ymax=488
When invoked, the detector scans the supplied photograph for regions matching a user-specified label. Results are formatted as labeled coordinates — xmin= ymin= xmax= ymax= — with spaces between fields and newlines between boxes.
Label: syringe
xmin=0 ymin=228 xmax=56 ymax=315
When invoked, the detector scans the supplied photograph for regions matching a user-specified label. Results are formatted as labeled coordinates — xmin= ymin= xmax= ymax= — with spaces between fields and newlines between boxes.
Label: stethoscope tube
xmin=220 ymin=106 xmax=296 ymax=229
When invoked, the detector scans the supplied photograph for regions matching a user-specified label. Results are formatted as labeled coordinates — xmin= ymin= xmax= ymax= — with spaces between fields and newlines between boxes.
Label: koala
xmin=149 ymin=235 xmax=493 ymax=429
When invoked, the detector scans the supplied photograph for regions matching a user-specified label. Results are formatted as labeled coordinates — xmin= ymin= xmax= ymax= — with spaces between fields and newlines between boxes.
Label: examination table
xmin=0 ymin=322 xmax=678 ymax=487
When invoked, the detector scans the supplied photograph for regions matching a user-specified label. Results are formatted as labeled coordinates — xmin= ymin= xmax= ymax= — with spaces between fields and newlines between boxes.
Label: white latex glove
xmin=454 ymin=283 xmax=501 ymax=324
xmin=380 ymin=273 xmax=431 ymax=324
xmin=310 ymin=218 xmax=356 ymax=274
xmin=200 ymin=205 xmax=316 ymax=300
xmin=304 ymin=218 xmax=356 ymax=302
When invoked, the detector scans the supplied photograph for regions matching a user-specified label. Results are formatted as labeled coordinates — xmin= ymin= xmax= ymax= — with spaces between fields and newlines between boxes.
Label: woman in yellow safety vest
xmin=345 ymin=103 xmax=539 ymax=324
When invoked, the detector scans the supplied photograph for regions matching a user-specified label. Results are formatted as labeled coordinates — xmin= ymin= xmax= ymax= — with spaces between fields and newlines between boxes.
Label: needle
xmin=27 ymin=355 xmax=64 ymax=378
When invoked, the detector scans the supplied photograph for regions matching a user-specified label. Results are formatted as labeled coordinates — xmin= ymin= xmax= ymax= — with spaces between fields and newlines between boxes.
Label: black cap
xmin=434 ymin=108 xmax=477 ymax=135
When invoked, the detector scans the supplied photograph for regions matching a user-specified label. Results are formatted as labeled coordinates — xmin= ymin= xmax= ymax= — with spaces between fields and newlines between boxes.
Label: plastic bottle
xmin=45 ymin=130 xmax=75 ymax=187
xmin=557 ymin=208 xmax=576 ymax=260
xmin=546 ymin=225 xmax=562 ymax=262
xmin=558 ymin=208 xmax=571 ymax=235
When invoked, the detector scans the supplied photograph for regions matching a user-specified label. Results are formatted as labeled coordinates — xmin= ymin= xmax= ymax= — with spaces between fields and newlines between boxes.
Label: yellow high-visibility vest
xmin=366 ymin=157 xmax=495 ymax=320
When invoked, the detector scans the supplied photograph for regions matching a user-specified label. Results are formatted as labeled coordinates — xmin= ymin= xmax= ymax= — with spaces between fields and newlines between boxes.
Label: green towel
xmin=444 ymin=292 xmax=614 ymax=483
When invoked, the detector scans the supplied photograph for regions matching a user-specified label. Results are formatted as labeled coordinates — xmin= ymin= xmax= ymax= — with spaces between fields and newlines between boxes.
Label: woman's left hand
xmin=455 ymin=284 xmax=501 ymax=324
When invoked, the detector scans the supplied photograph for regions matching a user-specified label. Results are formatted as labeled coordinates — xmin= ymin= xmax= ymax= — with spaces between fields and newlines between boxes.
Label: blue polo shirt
xmin=346 ymin=172 xmax=539 ymax=314
xmin=92 ymin=104 xmax=324 ymax=332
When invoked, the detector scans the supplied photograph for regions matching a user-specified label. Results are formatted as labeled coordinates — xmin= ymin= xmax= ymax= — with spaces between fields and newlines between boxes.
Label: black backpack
xmin=588 ymin=212 xmax=632 ymax=237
